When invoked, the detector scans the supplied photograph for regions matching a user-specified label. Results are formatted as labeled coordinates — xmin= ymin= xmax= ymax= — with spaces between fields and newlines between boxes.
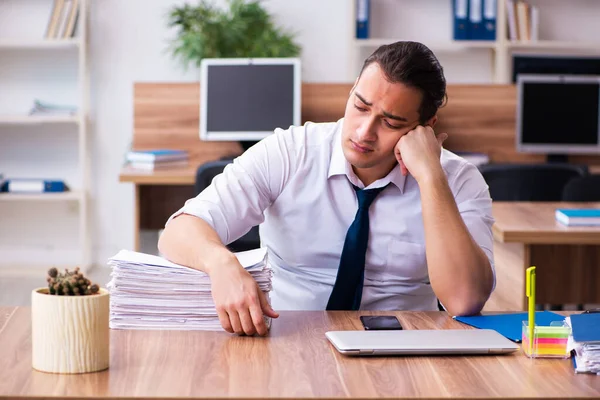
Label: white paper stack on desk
xmin=107 ymin=248 xmax=272 ymax=331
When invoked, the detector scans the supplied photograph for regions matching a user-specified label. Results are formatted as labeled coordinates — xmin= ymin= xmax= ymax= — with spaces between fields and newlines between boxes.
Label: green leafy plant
xmin=167 ymin=0 xmax=301 ymax=70
xmin=46 ymin=267 xmax=99 ymax=296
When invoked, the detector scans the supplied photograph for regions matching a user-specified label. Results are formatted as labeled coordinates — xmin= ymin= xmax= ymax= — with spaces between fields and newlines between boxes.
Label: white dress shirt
xmin=168 ymin=119 xmax=495 ymax=311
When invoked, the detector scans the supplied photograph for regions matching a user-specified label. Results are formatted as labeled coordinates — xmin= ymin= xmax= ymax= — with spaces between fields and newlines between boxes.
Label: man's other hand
xmin=209 ymin=260 xmax=279 ymax=336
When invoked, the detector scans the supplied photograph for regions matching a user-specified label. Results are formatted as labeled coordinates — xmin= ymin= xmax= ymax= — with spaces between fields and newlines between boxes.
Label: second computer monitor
xmin=516 ymin=74 xmax=600 ymax=155
xmin=200 ymin=58 xmax=301 ymax=141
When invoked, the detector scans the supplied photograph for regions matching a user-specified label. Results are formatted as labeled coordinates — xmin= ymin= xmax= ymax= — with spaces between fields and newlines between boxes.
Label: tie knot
xmin=354 ymin=185 xmax=387 ymax=209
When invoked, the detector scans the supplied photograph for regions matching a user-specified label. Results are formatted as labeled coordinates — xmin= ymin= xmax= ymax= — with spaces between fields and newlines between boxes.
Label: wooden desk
xmin=120 ymin=145 xmax=241 ymax=250
xmin=487 ymin=202 xmax=600 ymax=311
xmin=1 ymin=307 xmax=599 ymax=399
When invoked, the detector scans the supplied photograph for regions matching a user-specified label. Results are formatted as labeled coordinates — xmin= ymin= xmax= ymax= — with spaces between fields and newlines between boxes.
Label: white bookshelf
xmin=350 ymin=0 xmax=600 ymax=84
xmin=505 ymin=41 xmax=600 ymax=50
xmin=0 ymin=38 xmax=81 ymax=49
xmin=0 ymin=191 xmax=82 ymax=202
xmin=0 ymin=0 xmax=90 ymax=270
xmin=0 ymin=115 xmax=81 ymax=125
xmin=354 ymin=38 xmax=497 ymax=50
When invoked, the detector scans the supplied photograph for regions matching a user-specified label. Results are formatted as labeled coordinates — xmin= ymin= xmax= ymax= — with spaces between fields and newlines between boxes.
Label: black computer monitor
xmin=200 ymin=58 xmax=301 ymax=143
xmin=516 ymin=74 xmax=600 ymax=159
xmin=512 ymin=54 xmax=600 ymax=83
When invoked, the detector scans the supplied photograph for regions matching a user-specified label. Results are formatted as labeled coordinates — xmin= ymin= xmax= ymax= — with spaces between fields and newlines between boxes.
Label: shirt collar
xmin=328 ymin=119 xmax=406 ymax=193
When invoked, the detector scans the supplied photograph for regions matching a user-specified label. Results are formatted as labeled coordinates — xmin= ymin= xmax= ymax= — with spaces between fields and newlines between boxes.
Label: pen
xmin=526 ymin=266 xmax=536 ymax=355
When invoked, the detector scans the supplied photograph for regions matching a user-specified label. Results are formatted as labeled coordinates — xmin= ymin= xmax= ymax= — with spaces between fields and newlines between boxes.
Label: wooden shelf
xmin=353 ymin=38 xmax=497 ymax=50
xmin=0 ymin=39 xmax=81 ymax=50
xmin=0 ymin=115 xmax=80 ymax=125
xmin=506 ymin=40 xmax=600 ymax=50
xmin=0 ymin=191 xmax=81 ymax=202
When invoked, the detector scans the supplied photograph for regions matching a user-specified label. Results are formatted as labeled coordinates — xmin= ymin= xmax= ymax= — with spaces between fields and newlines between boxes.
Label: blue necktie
xmin=327 ymin=184 xmax=388 ymax=310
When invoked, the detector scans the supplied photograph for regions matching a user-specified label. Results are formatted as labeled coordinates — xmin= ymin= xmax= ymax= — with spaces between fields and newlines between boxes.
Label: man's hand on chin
xmin=394 ymin=125 xmax=448 ymax=182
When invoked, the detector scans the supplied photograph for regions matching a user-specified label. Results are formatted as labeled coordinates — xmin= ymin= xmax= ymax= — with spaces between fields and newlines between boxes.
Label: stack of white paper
xmin=106 ymin=248 xmax=272 ymax=331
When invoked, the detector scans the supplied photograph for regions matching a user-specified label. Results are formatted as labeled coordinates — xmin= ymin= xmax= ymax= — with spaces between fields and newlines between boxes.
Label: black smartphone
xmin=360 ymin=315 xmax=403 ymax=330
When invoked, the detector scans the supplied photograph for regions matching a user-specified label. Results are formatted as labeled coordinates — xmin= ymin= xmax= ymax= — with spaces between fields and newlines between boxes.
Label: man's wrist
xmin=414 ymin=164 xmax=446 ymax=187
xmin=202 ymin=247 xmax=238 ymax=276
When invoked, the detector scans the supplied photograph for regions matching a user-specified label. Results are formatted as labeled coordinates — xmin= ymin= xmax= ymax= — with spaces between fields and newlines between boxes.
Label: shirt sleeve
xmin=448 ymin=161 xmax=497 ymax=293
xmin=166 ymin=126 xmax=299 ymax=245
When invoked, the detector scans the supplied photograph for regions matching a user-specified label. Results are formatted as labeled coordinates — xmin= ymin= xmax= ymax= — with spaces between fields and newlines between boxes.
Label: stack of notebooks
xmin=125 ymin=149 xmax=188 ymax=171
xmin=556 ymin=208 xmax=600 ymax=227
xmin=566 ymin=313 xmax=600 ymax=374
xmin=107 ymin=248 xmax=272 ymax=330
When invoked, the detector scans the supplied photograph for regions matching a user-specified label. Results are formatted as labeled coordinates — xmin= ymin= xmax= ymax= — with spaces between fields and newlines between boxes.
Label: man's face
xmin=342 ymin=63 xmax=424 ymax=178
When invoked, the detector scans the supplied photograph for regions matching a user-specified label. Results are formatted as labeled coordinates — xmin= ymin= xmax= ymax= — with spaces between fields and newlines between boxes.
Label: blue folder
xmin=570 ymin=313 xmax=600 ymax=343
xmin=454 ymin=311 xmax=565 ymax=342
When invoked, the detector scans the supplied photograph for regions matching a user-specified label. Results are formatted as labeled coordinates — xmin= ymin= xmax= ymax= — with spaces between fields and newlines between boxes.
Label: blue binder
xmin=570 ymin=313 xmax=600 ymax=343
xmin=356 ymin=0 xmax=370 ymax=39
xmin=482 ymin=0 xmax=497 ymax=40
xmin=453 ymin=0 xmax=469 ymax=40
xmin=454 ymin=311 xmax=565 ymax=342
xmin=1 ymin=179 xmax=67 ymax=193
xmin=468 ymin=0 xmax=484 ymax=40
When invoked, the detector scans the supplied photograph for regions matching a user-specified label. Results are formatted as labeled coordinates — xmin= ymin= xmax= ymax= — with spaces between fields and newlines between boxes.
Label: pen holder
xmin=521 ymin=321 xmax=570 ymax=358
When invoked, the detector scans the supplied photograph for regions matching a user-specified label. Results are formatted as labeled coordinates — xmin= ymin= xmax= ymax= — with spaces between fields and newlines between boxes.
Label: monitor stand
xmin=240 ymin=141 xmax=258 ymax=152
xmin=546 ymin=154 xmax=569 ymax=163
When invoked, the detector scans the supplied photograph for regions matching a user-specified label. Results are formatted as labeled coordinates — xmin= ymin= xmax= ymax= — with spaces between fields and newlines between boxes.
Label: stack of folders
xmin=566 ymin=313 xmax=600 ymax=374
xmin=107 ymin=248 xmax=272 ymax=331
xmin=125 ymin=149 xmax=188 ymax=171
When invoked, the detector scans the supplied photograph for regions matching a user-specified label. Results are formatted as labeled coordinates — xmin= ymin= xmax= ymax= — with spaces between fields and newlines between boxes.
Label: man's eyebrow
xmin=355 ymin=92 xmax=372 ymax=106
xmin=355 ymin=92 xmax=408 ymax=122
xmin=382 ymin=111 xmax=408 ymax=122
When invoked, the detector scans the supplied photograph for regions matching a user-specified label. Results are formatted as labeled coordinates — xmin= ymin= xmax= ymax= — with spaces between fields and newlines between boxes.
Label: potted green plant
xmin=31 ymin=267 xmax=109 ymax=374
xmin=167 ymin=0 xmax=301 ymax=70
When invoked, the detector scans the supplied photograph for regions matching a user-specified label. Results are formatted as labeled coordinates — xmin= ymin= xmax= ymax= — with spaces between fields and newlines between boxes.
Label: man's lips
xmin=350 ymin=140 xmax=373 ymax=153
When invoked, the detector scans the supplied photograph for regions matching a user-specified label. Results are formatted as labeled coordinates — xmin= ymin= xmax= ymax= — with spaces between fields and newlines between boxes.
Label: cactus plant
xmin=46 ymin=267 xmax=99 ymax=296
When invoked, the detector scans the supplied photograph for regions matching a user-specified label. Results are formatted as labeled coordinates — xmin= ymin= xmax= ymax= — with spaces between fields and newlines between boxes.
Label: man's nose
xmin=356 ymin=117 xmax=377 ymax=141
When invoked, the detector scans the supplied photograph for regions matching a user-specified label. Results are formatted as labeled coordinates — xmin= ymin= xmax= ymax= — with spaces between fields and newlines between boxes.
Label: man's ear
xmin=426 ymin=115 xmax=438 ymax=128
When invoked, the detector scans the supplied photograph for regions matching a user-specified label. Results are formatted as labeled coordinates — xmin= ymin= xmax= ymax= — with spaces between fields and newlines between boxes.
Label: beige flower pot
xmin=31 ymin=287 xmax=110 ymax=374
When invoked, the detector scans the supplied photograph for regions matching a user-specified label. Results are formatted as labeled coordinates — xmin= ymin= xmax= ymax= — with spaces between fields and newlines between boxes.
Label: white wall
xmin=88 ymin=0 xmax=359 ymax=267
xmin=3 ymin=0 xmax=592 ymax=268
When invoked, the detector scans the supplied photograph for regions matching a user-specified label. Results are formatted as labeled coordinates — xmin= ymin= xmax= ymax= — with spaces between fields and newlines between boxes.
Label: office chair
xmin=561 ymin=175 xmax=600 ymax=202
xmin=479 ymin=163 xmax=589 ymax=201
xmin=195 ymin=160 xmax=261 ymax=253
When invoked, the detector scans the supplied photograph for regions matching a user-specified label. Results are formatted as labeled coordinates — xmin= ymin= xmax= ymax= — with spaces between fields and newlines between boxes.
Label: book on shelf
xmin=505 ymin=0 xmax=539 ymax=42
xmin=555 ymin=208 xmax=600 ymax=226
xmin=0 ymin=179 xmax=68 ymax=193
xmin=29 ymin=99 xmax=78 ymax=116
xmin=45 ymin=0 xmax=80 ymax=39
xmin=126 ymin=149 xmax=188 ymax=163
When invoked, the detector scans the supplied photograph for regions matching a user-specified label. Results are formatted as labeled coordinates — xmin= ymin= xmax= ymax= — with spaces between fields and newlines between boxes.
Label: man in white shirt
xmin=159 ymin=41 xmax=495 ymax=336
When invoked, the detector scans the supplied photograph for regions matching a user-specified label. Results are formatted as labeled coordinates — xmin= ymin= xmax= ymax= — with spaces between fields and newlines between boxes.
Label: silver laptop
xmin=326 ymin=329 xmax=519 ymax=356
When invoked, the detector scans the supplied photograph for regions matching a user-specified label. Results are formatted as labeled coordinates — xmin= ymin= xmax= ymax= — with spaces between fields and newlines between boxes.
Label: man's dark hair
xmin=359 ymin=41 xmax=447 ymax=124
